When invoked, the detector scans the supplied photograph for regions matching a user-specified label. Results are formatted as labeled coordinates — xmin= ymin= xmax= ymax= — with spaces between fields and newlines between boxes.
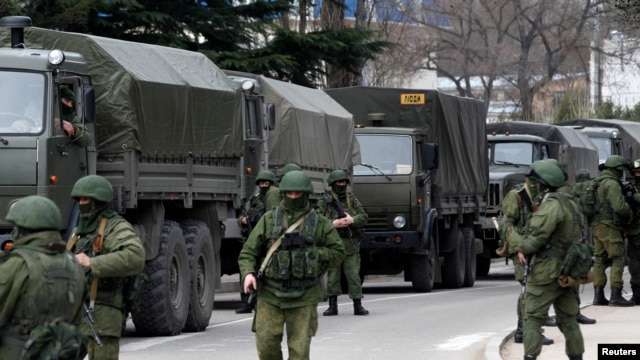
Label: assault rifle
xmin=84 ymin=303 xmax=102 ymax=347
xmin=323 ymin=193 xmax=356 ymax=250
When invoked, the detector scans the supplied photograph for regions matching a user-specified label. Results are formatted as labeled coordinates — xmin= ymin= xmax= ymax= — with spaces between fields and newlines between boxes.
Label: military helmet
xmin=255 ymin=170 xmax=276 ymax=185
xmin=526 ymin=160 xmax=565 ymax=189
xmin=6 ymin=195 xmax=61 ymax=230
xmin=327 ymin=169 xmax=349 ymax=185
xmin=604 ymin=155 xmax=630 ymax=171
xmin=541 ymin=158 xmax=567 ymax=181
xmin=71 ymin=175 xmax=114 ymax=202
xmin=279 ymin=170 xmax=313 ymax=194
xmin=281 ymin=163 xmax=302 ymax=177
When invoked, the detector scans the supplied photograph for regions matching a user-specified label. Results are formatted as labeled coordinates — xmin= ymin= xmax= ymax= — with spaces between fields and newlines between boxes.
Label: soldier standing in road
xmin=238 ymin=170 xmax=345 ymax=360
xmin=236 ymin=169 xmax=280 ymax=314
xmin=317 ymin=169 xmax=370 ymax=316
xmin=0 ymin=196 xmax=87 ymax=359
xmin=510 ymin=160 xmax=585 ymax=360
xmin=68 ymin=175 xmax=146 ymax=360
xmin=591 ymin=155 xmax=635 ymax=307
xmin=624 ymin=160 xmax=640 ymax=305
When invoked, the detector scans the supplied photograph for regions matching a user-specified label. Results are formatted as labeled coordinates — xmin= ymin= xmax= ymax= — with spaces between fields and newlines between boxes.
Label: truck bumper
xmin=361 ymin=231 xmax=420 ymax=249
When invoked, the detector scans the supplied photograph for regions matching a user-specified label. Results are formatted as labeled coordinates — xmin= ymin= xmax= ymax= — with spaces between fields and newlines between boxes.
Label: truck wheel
xmin=411 ymin=250 xmax=435 ymax=293
xmin=462 ymin=228 xmax=476 ymax=287
xmin=133 ymin=220 xmax=190 ymax=335
xmin=181 ymin=220 xmax=216 ymax=332
xmin=442 ymin=229 xmax=465 ymax=288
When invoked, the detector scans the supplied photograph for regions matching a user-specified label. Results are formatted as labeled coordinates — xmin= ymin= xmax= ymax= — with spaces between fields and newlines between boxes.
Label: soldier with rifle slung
xmin=236 ymin=169 xmax=279 ymax=314
xmin=316 ymin=169 xmax=370 ymax=316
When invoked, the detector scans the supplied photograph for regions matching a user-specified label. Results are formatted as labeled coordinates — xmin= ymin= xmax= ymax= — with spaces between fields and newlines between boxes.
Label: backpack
xmin=574 ymin=178 xmax=601 ymax=220
xmin=21 ymin=319 xmax=88 ymax=360
xmin=560 ymin=241 xmax=594 ymax=281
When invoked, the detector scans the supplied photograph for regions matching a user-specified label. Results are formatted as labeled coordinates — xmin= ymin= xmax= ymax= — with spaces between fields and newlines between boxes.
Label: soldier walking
xmin=591 ymin=155 xmax=635 ymax=307
xmin=317 ymin=169 xmax=370 ymax=316
xmin=238 ymin=170 xmax=345 ymax=360
xmin=68 ymin=175 xmax=146 ymax=359
xmin=236 ymin=169 xmax=279 ymax=314
xmin=0 ymin=196 xmax=87 ymax=359
xmin=625 ymin=160 xmax=640 ymax=304
xmin=510 ymin=161 xmax=585 ymax=360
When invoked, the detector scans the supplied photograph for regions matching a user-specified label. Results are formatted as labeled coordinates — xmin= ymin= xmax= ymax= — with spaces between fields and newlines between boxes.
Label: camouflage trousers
xmin=326 ymin=251 xmax=363 ymax=298
xmin=523 ymin=281 xmax=583 ymax=358
xmin=254 ymin=299 xmax=318 ymax=360
xmin=627 ymin=233 xmax=640 ymax=288
xmin=592 ymin=224 xmax=626 ymax=288
xmin=87 ymin=335 xmax=120 ymax=360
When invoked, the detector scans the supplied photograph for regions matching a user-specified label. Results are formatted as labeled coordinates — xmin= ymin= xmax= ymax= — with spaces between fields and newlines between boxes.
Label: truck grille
xmin=364 ymin=213 xmax=390 ymax=232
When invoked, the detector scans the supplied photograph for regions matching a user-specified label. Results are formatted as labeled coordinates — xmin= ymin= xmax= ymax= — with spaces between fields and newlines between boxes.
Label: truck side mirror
xmin=264 ymin=103 xmax=276 ymax=131
xmin=423 ymin=143 xmax=438 ymax=170
xmin=83 ymin=86 xmax=96 ymax=123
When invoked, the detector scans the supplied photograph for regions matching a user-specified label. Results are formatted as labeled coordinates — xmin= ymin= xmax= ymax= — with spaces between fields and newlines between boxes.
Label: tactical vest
xmin=321 ymin=191 xmax=362 ymax=239
xmin=263 ymin=207 xmax=322 ymax=290
xmin=1 ymin=245 xmax=85 ymax=345
xmin=592 ymin=177 xmax=623 ymax=225
xmin=536 ymin=192 xmax=586 ymax=262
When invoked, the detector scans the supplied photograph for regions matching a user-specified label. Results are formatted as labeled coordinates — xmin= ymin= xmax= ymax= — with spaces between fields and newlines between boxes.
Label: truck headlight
xmin=48 ymin=49 xmax=65 ymax=66
xmin=393 ymin=215 xmax=406 ymax=229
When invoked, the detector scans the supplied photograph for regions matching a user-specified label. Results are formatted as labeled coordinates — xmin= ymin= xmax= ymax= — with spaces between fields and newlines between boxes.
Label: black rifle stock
xmin=84 ymin=303 xmax=102 ymax=347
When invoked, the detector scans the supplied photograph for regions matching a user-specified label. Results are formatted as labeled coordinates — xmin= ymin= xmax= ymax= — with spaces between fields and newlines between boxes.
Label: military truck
xmin=0 ymin=17 xmax=355 ymax=336
xmin=478 ymin=121 xmax=599 ymax=275
xmin=557 ymin=119 xmax=640 ymax=164
xmin=325 ymin=86 xmax=487 ymax=292
xmin=219 ymin=70 xmax=357 ymax=277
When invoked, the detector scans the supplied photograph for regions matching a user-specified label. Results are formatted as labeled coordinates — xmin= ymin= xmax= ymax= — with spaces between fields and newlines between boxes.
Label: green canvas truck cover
xmin=225 ymin=71 xmax=356 ymax=171
xmin=557 ymin=118 xmax=640 ymax=161
xmin=325 ymin=86 xmax=488 ymax=198
xmin=487 ymin=121 xmax=600 ymax=184
xmin=0 ymin=27 xmax=243 ymax=156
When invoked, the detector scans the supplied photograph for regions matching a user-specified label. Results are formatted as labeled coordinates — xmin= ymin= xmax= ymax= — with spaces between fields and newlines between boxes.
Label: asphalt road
xmin=117 ymin=260 xmax=595 ymax=360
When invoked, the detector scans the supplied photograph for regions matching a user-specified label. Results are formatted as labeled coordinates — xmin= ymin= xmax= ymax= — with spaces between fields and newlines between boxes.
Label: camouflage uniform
xmin=317 ymin=190 xmax=368 ymax=304
xmin=508 ymin=160 xmax=585 ymax=359
xmin=238 ymin=170 xmax=345 ymax=360
xmin=70 ymin=176 xmax=145 ymax=360
xmin=60 ymin=87 xmax=92 ymax=148
xmin=0 ymin=196 xmax=87 ymax=359
xmin=591 ymin=167 xmax=633 ymax=304
xmin=626 ymin=162 xmax=640 ymax=304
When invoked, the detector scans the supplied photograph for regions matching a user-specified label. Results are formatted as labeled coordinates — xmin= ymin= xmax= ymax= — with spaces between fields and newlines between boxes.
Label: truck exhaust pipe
xmin=0 ymin=16 xmax=32 ymax=48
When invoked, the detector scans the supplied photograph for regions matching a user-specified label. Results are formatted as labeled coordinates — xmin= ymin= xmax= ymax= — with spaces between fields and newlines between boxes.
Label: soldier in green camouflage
xmin=509 ymin=160 xmax=585 ymax=360
xmin=625 ymin=159 xmax=640 ymax=304
xmin=0 ymin=196 xmax=87 ymax=359
xmin=69 ymin=175 xmax=146 ymax=360
xmin=316 ymin=169 xmax=370 ymax=316
xmin=59 ymin=87 xmax=92 ymax=148
xmin=236 ymin=169 xmax=280 ymax=314
xmin=238 ymin=170 xmax=345 ymax=360
xmin=591 ymin=155 xmax=635 ymax=307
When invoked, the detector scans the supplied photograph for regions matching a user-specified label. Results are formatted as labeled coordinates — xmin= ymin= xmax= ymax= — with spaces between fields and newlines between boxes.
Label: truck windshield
xmin=0 ymin=71 xmax=45 ymax=134
xmin=354 ymin=134 xmax=412 ymax=175
xmin=588 ymin=137 xmax=612 ymax=164
xmin=491 ymin=142 xmax=540 ymax=166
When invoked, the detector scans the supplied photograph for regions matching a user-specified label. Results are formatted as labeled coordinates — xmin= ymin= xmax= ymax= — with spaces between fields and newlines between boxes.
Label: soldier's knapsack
xmin=22 ymin=319 xmax=87 ymax=360
xmin=574 ymin=177 xmax=602 ymax=220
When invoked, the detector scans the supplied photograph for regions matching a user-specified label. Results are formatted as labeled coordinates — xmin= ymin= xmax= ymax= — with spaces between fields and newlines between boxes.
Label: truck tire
xmin=133 ymin=220 xmax=190 ymax=335
xmin=462 ymin=227 xmax=476 ymax=287
xmin=181 ymin=220 xmax=216 ymax=332
xmin=442 ymin=229 xmax=465 ymax=288
xmin=411 ymin=250 xmax=435 ymax=292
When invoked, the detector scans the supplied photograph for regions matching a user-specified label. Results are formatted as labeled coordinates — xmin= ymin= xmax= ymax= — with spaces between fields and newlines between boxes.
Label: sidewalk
xmin=494 ymin=302 xmax=640 ymax=360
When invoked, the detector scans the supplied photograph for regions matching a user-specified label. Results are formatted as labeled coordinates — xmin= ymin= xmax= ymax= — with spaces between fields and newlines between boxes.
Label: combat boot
xmin=631 ymin=285 xmax=640 ymax=305
xmin=353 ymin=299 xmax=369 ymax=315
xmin=524 ymin=355 xmax=536 ymax=360
xmin=568 ymin=355 xmax=583 ymax=360
xmin=592 ymin=286 xmax=609 ymax=306
xmin=323 ymin=296 xmax=338 ymax=316
xmin=609 ymin=287 xmax=635 ymax=307
xmin=514 ymin=320 xmax=523 ymax=343
xmin=576 ymin=312 xmax=596 ymax=324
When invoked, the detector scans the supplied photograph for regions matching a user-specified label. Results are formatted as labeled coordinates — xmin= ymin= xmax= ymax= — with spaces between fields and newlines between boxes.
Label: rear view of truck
xmin=326 ymin=87 xmax=487 ymax=292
